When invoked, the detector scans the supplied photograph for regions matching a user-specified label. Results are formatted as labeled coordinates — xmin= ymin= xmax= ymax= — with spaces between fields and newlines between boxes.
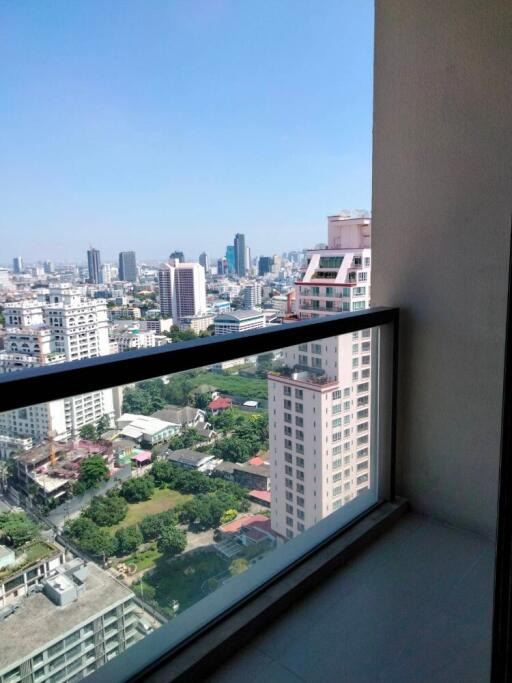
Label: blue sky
xmin=0 ymin=1 xmax=374 ymax=264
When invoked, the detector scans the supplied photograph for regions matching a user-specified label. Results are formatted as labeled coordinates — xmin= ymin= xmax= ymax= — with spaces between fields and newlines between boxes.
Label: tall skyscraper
xmin=234 ymin=234 xmax=246 ymax=276
xmin=199 ymin=252 xmax=210 ymax=273
xmin=269 ymin=216 xmax=372 ymax=540
xmin=158 ymin=261 xmax=206 ymax=321
xmin=170 ymin=251 xmax=185 ymax=262
xmin=43 ymin=260 xmax=54 ymax=274
xmin=119 ymin=251 xmax=137 ymax=282
xmin=225 ymin=246 xmax=235 ymax=274
xmin=87 ymin=247 xmax=102 ymax=284
xmin=258 ymin=256 xmax=273 ymax=276
xmin=12 ymin=257 xmax=23 ymax=274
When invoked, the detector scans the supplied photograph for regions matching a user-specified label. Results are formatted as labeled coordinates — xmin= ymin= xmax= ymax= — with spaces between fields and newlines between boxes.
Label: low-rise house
xmin=117 ymin=414 xmax=180 ymax=446
xmin=151 ymin=405 xmax=206 ymax=429
xmin=207 ymin=397 xmax=233 ymax=415
xmin=166 ymin=448 xmax=217 ymax=472
xmin=248 ymin=490 xmax=271 ymax=507
xmin=211 ymin=460 xmax=270 ymax=490
xmin=232 ymin=462 xmax=271 ymax=491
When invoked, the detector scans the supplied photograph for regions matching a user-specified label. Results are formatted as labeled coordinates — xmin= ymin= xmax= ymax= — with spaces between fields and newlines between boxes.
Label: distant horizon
xmin=1 ymin=1 xmax=374 ymax=261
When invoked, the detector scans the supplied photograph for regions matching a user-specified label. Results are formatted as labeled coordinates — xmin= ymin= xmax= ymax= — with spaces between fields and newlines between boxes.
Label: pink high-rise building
xmin=269 ymin=216 xmax=372 ymax=539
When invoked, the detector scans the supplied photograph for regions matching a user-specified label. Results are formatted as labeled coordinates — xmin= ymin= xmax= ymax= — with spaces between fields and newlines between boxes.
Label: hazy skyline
xmin=0 ymin=1 xmax=374 ymax=262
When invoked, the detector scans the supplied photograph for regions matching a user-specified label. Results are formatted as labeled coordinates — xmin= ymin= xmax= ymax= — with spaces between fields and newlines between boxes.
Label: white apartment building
xmin=269 ymin=216 xmax=371 ymax=540
xmin=0 ymin=286 xmax=114 ymax=445
xmin=243 ymin=283 xmax=263 ymax=309
xmin=158 ymin=260 xmax=206 ymax=321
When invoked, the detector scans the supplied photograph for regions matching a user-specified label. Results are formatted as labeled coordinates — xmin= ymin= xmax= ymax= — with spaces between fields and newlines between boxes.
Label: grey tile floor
xmin=207 ymin=513 xmax=495 ymax=683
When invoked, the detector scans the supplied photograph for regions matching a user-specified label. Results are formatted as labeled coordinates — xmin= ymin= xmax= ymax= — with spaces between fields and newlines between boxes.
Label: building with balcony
xmin=269 ymin=217 xmax=372 ymax=539
xmin=158 ymin=261 xmax=207 ymax=321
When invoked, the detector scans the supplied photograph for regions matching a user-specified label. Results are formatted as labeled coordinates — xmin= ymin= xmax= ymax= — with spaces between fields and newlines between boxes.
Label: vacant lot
xmin=107 ymin=488 xmax=192 ymax=533
xmin=191 ymin=372 xmax=268 ymax=401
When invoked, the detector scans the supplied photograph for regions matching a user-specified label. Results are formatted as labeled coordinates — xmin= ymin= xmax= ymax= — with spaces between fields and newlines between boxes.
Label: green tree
xmin=79 ymin=424 xmax=97 ymax=441
xmin=115 ymin=525 xmax=143 ymax=555
xmin=79 ymin=456 xmax=109 ymax=489
xmin=120 ymin=474 xmax=155 ymax=502
xmin=229 ymin=557 xmax=249 ymax=575
xmin=0 ymin=512 xmax=39 ymax=547
xmin=139 ymin=510 xmax=177 ymax=542
xmin=168 ymin=427 xmax=202 ymax=451
xmin=64 ymin=517 xmax=116 ymax=558
xmin=194 ymin=393 xmax=212 ymax=410
xmin=151 ymin=460 xmax=177 ymax=487
xmin=220 ymin=509 xmax=238 ymax=524
xmin=95 ymin=415 xmax=111 ymax=439
xmin=256 ymin=352 xmax=275 ymax=377
xmin=156 ymin=525 xmax=186 ymax=556
xmin=84 ymin=495 xmax=128 ymax=526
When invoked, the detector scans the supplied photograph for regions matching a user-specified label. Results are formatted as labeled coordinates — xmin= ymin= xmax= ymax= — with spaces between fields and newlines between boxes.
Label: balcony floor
xmin=208 ymin=512 xmax=494 ymax=683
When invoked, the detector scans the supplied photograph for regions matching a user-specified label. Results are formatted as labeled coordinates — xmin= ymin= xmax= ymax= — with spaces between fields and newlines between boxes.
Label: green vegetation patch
xmin=134 ymin=549 xmax=229 ymax=614
xmin=107 ymin=488 xmax=192 ymax=533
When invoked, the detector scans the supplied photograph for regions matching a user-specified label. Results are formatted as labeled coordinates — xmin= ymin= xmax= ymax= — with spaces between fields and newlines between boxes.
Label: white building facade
xmin=269 ymin=216 xmax=372 ymax=539
xmin=158 ymin=260 xmax=206 ymax=321
xmin=0 ymin=286 xmax=114 ymax=446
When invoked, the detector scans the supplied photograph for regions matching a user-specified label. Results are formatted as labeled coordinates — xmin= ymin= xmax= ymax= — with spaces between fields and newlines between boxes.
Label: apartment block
xmin=0 ymin=560 xmax=139 ymax=683
xmin=269 ymin=216 xmax=371 ymax=539
xmin=0 ymin=286 xmax=114 ymax=444
xmin=158 ymin=261 xmax=206 ymax=321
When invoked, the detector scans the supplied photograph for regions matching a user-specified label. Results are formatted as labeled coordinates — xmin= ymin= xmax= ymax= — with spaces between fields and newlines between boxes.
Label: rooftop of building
xmin=118 ymin=413 xmax=178 ymax=436
xmin=151 ymin=405 xmax=203 ymax=424
xmin=166 ymin=449 xmax=215 ymax=466
xmin=214 ymin=310 xmax=265 ymax=321
xmin=0 ymin=562 xmax=133 ymax=672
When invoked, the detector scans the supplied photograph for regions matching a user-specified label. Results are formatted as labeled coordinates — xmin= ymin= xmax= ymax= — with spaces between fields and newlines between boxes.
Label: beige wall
xmin=372 ymin=0 xmax=512 ymax=536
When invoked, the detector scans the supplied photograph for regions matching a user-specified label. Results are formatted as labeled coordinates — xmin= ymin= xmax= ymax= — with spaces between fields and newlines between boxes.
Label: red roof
xmin=208 ymin=397 xmax=233 ymax=410
xmin=249 ymin=490 xmax=271 ymax=504
xmin=220 ymin=514 xmax=270 ymax=534
xmin=247 ymin=456 xmax=265 ymax=466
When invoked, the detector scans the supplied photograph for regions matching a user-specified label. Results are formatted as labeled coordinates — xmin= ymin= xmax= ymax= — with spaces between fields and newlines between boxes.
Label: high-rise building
xmin=158 ymin=261 xmax=206 ymax=321
xmin=217 ymin=258 xmax=225 ymax=276
xmin=87 ymin=248 xmax=102 ymax=284
xmin=258 ymin=256 xmax=273 ymax=276
xmin=12 ymin=257 xmax=23 ymax=274
xmin=101 ymin=263 xmax=113 ymax=284
xmin=269 ymin=216 xmax=372 ymax=540
xmin=225 ymin=246 xmax=235 ymax=274
xmin=0 ymin=285 xmax=114 ymax=443
xmin=243 ymin=283 xmax=262 ymax=309
xmin=170 ymin=251 xmax=185 ymax=262
xmin=43 ymin=260 xmax=54 ymax=274
xmin=199 ymin=252 xmax=210 ymax=273
xmin=118 ymin=251 xmax=137 ymax=282
xmin=234 ymin=234 xmax=246 ymax=276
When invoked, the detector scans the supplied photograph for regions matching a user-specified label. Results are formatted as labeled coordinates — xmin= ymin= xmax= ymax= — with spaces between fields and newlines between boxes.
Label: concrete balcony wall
xmin=371 ymin=0 xmax=512 ymax=536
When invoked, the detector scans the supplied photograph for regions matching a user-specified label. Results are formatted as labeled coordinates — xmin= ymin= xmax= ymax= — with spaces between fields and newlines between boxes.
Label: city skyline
xmin=0 ymin=1 xmax=374 ymax=262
